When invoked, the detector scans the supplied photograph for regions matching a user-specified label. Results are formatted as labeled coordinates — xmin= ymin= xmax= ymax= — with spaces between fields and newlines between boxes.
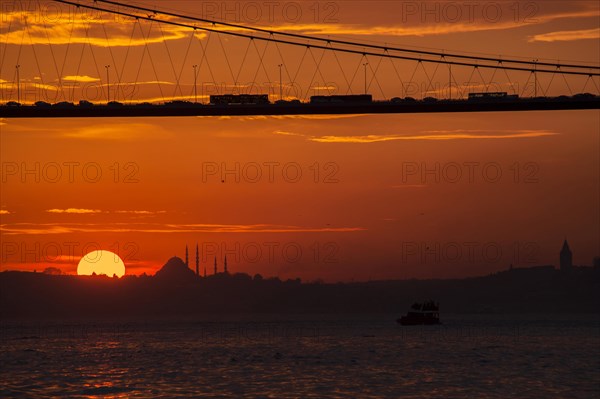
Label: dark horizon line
xmin=4 ymin=262 xmax=597 ymax=284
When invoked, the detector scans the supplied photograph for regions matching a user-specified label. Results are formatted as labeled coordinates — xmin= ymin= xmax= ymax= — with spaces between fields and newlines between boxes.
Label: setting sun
xmin=77 ymin=250 xmax=126 ymax=277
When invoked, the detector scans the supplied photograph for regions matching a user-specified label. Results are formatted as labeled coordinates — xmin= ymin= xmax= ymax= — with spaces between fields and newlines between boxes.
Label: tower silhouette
xmin=185 ymin=245 xmax=189 ymax=268
xmin=560 ymin=239 xmax=573 ymax=271
xmin=195 ymin=244 xmax=199 ymax=276
xmin=214 ymin=257 xmax=217 ymax=275
xmin=224 ymin=255 xmax=228 ymax=274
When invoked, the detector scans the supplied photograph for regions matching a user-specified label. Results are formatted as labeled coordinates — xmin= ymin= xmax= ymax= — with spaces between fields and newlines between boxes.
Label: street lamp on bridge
xmin=193 ymin=65 xmax=198 ymax=103
xmin=278 ymin=64 xmax=283 ymax=101
xmin=105 ymin=65 xmax=111 ymax=103
xmin=533 ymin=59 xmax=538 ymax=98
xmin=363 ymin=62 xmax=369 ymax=95
xmin=15 ymin=65 xmax=20 ymax=104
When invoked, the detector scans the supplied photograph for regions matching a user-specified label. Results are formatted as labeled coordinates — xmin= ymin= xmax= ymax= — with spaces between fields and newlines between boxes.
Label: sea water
xmin=1 ymin=314 xmax=599 ymax=398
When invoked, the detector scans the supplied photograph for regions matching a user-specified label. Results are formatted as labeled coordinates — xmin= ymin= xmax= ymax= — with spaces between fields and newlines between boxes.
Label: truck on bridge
xmin=209 ymin=94 xmax=269 ymax=105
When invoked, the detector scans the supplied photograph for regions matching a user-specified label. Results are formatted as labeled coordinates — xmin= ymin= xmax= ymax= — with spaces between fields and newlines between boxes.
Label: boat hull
xmin=397 ymin=316 xmax=441 ymax=326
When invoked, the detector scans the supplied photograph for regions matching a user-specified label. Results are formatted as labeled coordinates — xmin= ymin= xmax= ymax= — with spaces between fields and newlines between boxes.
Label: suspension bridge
xmin=1 ymin=0 xmax=599 ymax=117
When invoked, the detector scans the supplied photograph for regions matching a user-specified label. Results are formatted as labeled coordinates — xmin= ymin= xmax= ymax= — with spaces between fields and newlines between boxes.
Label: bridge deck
xmin=1 ymin=99 xmax=598 ymax=118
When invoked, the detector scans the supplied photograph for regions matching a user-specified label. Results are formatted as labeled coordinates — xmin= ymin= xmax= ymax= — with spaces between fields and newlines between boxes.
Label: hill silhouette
xmin=1 ymin=262 xmax=599 ymax=320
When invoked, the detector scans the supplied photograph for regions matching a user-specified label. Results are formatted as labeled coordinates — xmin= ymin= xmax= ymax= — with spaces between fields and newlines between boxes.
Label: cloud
xmin=0 ymin=12 xmax=201 ymax=47
xmin=167 ymin=224 xmax=365 ymax=233
xmin=229 ymin=115 xmax=269 ymax=121
xmin=272 ymin=130 xmax=305 ymax=137
xmin=0 ymin=81 xmax=60 ymax=94
xmin=275 ymin=129 xmax=558 ymax=143
xmin=62 ymin=75 xmax=101 ymax=82
xmin=272 ymin=22 xmax=515 ymax=37
xmin=246 ymin=7 xmax=600 ymax=38
xmin=0 ymin=210 xmax=11 ymax=215
xmin=3 ymin=4 xmax=597 ymax=52
xmin=45 ymin=209 xmax=166 ymax=215
xmin=62 ymin=123 xmax=171 ymax=140
xmin=46 ymin=208 xmax=102 ymax=214
xmin=114 ymin=210 xmax=167 ymax=215
xmin=270 ymin=114 xmax=368 ymax=120
xmin=529 ymin=28 xmax=600 ymax=42
xmin=198 ymin=115 xmax=367 ymax=123
xmin=0 ymin=222 xmax=365 ymax=235
xmin=268 ymin=126 xmax=562 ymax=142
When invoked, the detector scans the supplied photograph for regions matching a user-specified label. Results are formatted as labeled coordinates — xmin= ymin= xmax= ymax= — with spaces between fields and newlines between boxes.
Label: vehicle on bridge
xmin=210 ymin=94 xmax=270 ymax=105
xmin=310 ymin=94 xmax=373 ymax=104
xmin=468 ymin=92 xmax=519 ymax=101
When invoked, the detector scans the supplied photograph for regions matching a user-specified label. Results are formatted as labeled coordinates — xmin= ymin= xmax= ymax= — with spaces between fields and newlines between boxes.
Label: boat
xmin=397 ymin=301 xmax=441 ymax=325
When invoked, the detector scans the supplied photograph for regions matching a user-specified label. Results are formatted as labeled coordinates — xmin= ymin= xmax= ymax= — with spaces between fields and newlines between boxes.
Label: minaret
xmin=185 ymin=245 xmax=189 ymax=268
xmin=560 ymin=239 xmax=573 ymax=271
xmin=224 ymin=255 xmax=228 ymax=274
xmin=214 ymin=257 xmax=217 ymax=275
xmin=195 ymin=244 xmax=199 ymax=276
xmin=204 ymin=266 xmax=207 ymax=277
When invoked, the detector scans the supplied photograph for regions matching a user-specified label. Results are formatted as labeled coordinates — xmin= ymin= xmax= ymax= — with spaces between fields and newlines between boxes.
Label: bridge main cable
xmin=52 ymin=0 xmax=600 ymax=76
xmin=92 ymin=0 xmax=600 ymax=72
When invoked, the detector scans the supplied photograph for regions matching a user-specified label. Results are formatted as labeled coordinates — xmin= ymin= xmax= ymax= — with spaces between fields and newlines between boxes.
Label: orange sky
xmin=1 ymin=1 xmax=599 ymax=280
xmin=2 ymin=111 xmax=599 ymax=280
